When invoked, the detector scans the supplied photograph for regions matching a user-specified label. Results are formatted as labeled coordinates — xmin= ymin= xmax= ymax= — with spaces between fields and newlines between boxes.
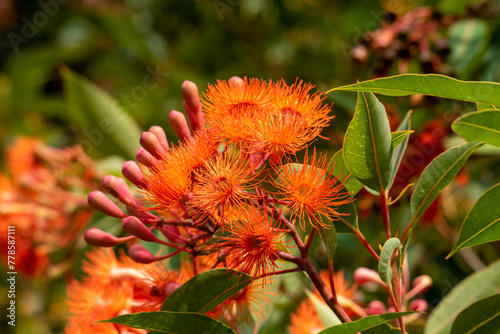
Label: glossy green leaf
xmin=452 ymin=110 xmax=500 ymax=148
xmin=410 ymin=142 xmax=484 ymax=220
xmin=305 ymin=289 xmax=341 ymax=327
xmin=61 ymin=67 xmax=141 ymax=159
xmin=378 ymin=238 xmax=401 ymax=286
xmin=161 ymin=269 xmax=251 ymax=313
xmin=363 ymin=323 xmax=402 ymax=334
xmin=318 ymin=312 xmax=416 ymax=334
xmin=330 ymin=74 xmax=500 ymax=106
xmin=343 ymin=92 xmax=393 ymax=192
xmin=331 ymin=149 xmax=363 ymax=196
xmin=333 ymin=201 xmax=358 ymax=234
xmin=449 ymin=19 xmax=488 ymax=79
xmin=100 ymin=311 xmax=236 ymax=334
xmin=477 ymin=103 xmax=499 ymax=111
xmin=388 ymin=111 xmax=413 ymax=191
xmin=318 ymin=222 xmax=337 ymax=262
xmin=451 ymin=294 xmax=500 ymax=334
xmin=448 ymin=184 xmax=500 ymax=258
xmin=425 ymin=259 xmax=500 ymax=334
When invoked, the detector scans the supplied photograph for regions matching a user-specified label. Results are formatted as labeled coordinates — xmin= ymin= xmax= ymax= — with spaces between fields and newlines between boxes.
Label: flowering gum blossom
xmin=168 ymin=110 xmax=191 ymax=141
xmin=128 ymin=244 xmax=157 ymax=263
xmin=122 ymin=161 xmax=148 ymax=189
xmin=140 ymin=131 xmax=167 ymax=159
xmin=122 ymin=216 xmax=157 ymax=242
xmin=88 ymin=191 xmax=127 ymax=218
xmin=101 ymin=175 xmax=136 ymax=207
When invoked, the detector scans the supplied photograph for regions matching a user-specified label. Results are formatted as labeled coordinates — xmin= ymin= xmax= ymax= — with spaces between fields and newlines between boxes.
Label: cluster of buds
xmin=73 ymin=76 xmax=356 ymax=331
xmin=0 ymin=137 xmax=99 ymax=278
xmin=351 ymin=7 xmax=454 ymax=77
xmin=354 ymin=267 xmax=432 ymax=323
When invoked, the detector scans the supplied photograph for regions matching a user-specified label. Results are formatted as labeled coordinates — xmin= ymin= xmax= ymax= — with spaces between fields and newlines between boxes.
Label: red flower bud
xmin=88 ymin=191 xmax=127 ymax=218
xmin=140 ymin=131 xmax=167 ymax=159
xmin=122 ymin=160 xmax=148 ymax=189
xmin=122 ymin=216 xmax=157 ymax=242
xmin=168 ymin=110 xmax=191 ymax=141
xmin=136 ymin=147 xmax=155 ymax=168
xmin=101 ymin=175 xmax=135 ymax=206
xmin=84 ymin=228 xmax=134 ymax=247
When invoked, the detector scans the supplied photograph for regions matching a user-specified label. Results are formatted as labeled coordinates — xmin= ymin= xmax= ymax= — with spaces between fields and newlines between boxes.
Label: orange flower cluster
xmin=0 ymin=137 xmax=98 ymax=278
xmin=84 ymin=77 xmax=354 ymax=329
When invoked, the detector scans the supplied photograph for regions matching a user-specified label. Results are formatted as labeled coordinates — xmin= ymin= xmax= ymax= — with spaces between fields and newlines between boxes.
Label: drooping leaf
xmin=305 ymin=289 xmax=341 ymax=327
xmin=331 ymin=149 xmax=363 ymax=196
xmin=343 ymin=92 xmax=393 ymax=192
xmin=410 ymin=142 xmax=484 ymax=220
xmin=61 ymin=67 xmax=141 ymax=159
xmin=318 ymin=312 xmax=417 ymax=334
xmin=318 ymin=222 xmax=337 ymax=262
xmin=450 ymin=294 xmax=500 ymax=334
xmin=330 ymin=74 xmax=500 ymax=106
xmin=425 ymin=259 xmax=500 ymax=334
xmin=452 ymin=110 xmax=500 ymax=148
xmin=388 ymin=111 xmax=413 ymax=191
xmin=100 ymin=311 xmax=236 ymax=334
xmin=449 ymin=19 xmax=489 ymax=79
xmin=378 ymin=238 xmax=401 ymax=286
xmin=448 ymin=184 xmax=500 ymax=258
xmin=333 ymin=201 xmax=358 ymax=234
xmin=161 ymin=269 xmax=251 ymax=313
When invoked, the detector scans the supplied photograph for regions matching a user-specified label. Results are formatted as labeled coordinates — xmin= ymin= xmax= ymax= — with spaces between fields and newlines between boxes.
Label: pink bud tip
xmin=168 ymin=110 xmax=191 ymax=141
xmin=101 ymin=175 xmax=135 ymax=206
xmin=148 ymin=125 xmax=169 ymax=150
xmin=88 ymin=191 xmax=127 ymax=218
xmin=122 ymin=216 xmax=157 ymax=242
xmin=181 ymin=81 xmax=204 ymax=132
xmin=84 ymin=228 xmax=133 ymax=247
xmin=136 ymin=147 xmax=155 ymax=168
xmin=122 ymin=161 xmax=148 ymax=189
xmin=366 ymin=301 xmax=386 ymax=315
xmin=164 ymin=281 xmax=180 ymax=297
xmin=140 ymin=131 xmax=167 ymax=159
xmin=354 ymin=267 xmax=384 ymax=286
xmin=228 ymin=76 xmax=244 ymax=89
xmin=128 ymin=244 xmax=157 ymax=263
xmin=412 ymin=275 xmax=433 ymax=292
xmin=410 ymin=299 xmax=428 ymax=312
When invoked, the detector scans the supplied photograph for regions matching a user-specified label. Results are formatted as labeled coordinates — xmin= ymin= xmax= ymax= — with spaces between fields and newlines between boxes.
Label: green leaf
xmin=452 ymin=110 xmax=500 ymax=148
xmin=410 ymin=142 xmax=484 ymax=220
xmin=388 ymin=111 xmax=413 ymax=191
xmin=425 ymin=259 xmax=500 ymax=334
xmin=318 ymin=222 xmax=337 ymax=262
xmin=61 ymin=67 xmax=141 ymax=159
xmin=449 ymin=19 xmax=488 ymax=79
xmin=161 ymin=269 xmax=251 ymax=313
xmin=477 ymin=103 xmax=499 ymax=111
xmin=100 ymin=311 xmax=236 ymax=334
xmin=448 ymin=184 xmax=500 ymax=258
xmin=318 ymin=312 xmax=417 ymax=334
xmin=343 ymin=92 xmax=393 ymax=192
xmin=304 ymin=289 xmax=341 ymax=327
xmin=363 ymin=323 xmax=402 ymax=334
xmin=378 ymin=238 xmax=401 ymax=286
xmin=451 ymin=294 xmax=500 ymax=334
xmin=333 ymin=201 xmax=358 ymax=234
xmin=331 ymin=149 xmax=364 ymax=196
xmin=330 ymin=74 xmax=500 ymax=106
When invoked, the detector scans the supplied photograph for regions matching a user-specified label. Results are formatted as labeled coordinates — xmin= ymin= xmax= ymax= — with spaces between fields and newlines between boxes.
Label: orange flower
xmin=288 ymin=299 xmax=325 ymax=334
xmin=143 ymin=132 xmax=219 ymax=213
xmin=190 ymin=149 xmax=261 ymax=226
xmin=272 ymin=149 xmax=353 ymax=230
xmin=274 ymin=79 xmax=333 ymax=131
xmin=215 ymin=206 xmax=284 ymax=280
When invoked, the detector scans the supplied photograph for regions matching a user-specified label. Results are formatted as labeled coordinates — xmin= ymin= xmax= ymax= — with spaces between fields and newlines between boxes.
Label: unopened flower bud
xmin=181 ymin=80 xmax=204 ymax=132
xmin=122 ymin=160 xmax=148 ymax=189
xmin=228 ymin=76 xmax=244 ymax=90
xmin=164 ymin=281 xmax=180 ymax=297
xmin=122 ymin=216 xmax=157 ymax=242
xmin=140 ymin=131 xmax=167 ymax=159
xmin=168 ymin=110 xmax=191 ymax=141
xmin=128 ymin=244 xmax=157 ymax=263
xmin=101 ymin=175 xmax=135 ymax=206
xmin=406 ymin=275 xmax=433 ymax=299
xmin=366 ymin=301 xmax=386 ymax=315
xmin=410 ymin=299 xmax=428 ymax=312
xmin=160 ymin=225 xmax=182 ymax=244
xmin=354 ymin=267 xmax=385 ymax=286
xmin=84 ymin=228 xmax=134 ymax=247
xmin=148 ymin=125 xmax=169 ymax=150
xmin=126 ymin=204 xmax=159 ymax=221
xmin=88 ymin=191 xmax=127 ymax=218
xmin=136 ymin=147 xmax=155 ymax=168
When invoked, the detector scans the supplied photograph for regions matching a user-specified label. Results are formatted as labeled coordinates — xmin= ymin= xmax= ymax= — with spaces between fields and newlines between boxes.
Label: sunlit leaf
xmin=425 ymin=259 xmax=500 ymax=334
xmin=448 ymin=184 xmax=500 ymax=258
xmin=452 ymin=110 xmax=500 ymax=148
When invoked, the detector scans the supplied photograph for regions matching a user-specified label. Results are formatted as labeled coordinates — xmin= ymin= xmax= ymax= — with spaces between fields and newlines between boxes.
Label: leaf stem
xmin=380 ymin=191 xmax=391 ymax=239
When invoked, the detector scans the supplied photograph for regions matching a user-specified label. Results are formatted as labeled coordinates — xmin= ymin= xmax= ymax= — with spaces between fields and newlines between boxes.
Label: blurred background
xmin=1 ymin=0 xmax=500 ymax=333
